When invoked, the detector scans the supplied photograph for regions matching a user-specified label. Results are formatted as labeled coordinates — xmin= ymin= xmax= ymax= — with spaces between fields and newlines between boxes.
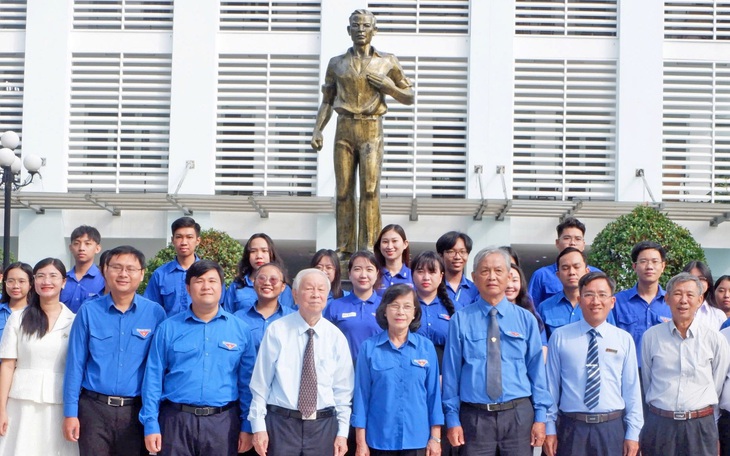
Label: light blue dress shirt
xmin=442 ymin=296 xmax=552 ymax=429
xmin=352 ymin=331 xmax=444 ymax=450
xmin=545 ymin=320 xmax=643 ymax=440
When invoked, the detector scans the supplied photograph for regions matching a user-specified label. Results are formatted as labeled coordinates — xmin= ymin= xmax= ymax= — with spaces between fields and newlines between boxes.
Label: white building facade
xmin=0 ymin=0 xmax=729 ymax=273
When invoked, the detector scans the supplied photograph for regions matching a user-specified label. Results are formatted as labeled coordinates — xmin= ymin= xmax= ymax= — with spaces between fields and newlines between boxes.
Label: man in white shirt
xmin=249 ymin=268 xmax=354 ymax=456
xmin=641 ymin=272 xmax=730 ymax=456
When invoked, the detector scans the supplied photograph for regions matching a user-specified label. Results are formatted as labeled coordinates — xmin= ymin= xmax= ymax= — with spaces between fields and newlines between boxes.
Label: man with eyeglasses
xmin=544 ymin=272 xmax=642 ymax=456
xmin=529 ymin=218 xmax=602 ymax=309
xmin=612 ymin=241 xmax=671 ymax=367
xmin=63 ymin=245 xmax=166 ymax=455
xmin=436 ymin=231 xmax=480 ymax=308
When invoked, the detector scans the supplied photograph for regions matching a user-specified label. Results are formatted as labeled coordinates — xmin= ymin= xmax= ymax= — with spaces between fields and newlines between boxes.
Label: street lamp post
xmin=0 ymin=131 xmax=44 ymax=270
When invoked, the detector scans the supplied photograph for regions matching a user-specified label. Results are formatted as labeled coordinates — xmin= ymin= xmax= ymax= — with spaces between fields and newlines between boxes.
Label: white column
xmin=616 ymin=0 xmax=664 ymax=202
xmin=17 ymin=210 xmax=68 ymax=265
xmin=167 ymin=0 xmax=220 ymax=195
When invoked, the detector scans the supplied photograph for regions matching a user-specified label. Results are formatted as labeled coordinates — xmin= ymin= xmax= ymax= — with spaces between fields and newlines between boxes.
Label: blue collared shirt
xmin=0 ymin=303 xmax=12 ymax=344
xmin=612 ymin=284 xmax=670 ymax=366
xmin=538 ymin=291 xmax=616 ymax=340
xmin=223 ymin=275 xmax=295 ymax=314
xmin=139 ymin=306 xmax=256 ymax=435
xmin=63 ymin=293 xmax=167 ymax=417
xmin=722 ymin=318 xmax=730 ymax=330
xmin=352 ymin=331 xmax=444 ymax=450
xmin=326 ymin=290 xmax=351 ymax=309
xmin=143 ymin=257 xmax=199 ymax=316
xmin=234 ymin=301 xmax=294 ymax=352
xmin=545 ymin=320 xmax=643 ymax=440
xmin=445 ymin=274 xmax=479 ymax=308
xmin=376 ymin=265 xmax=413 ymax=296
xmin=442 ymin=297 xmax=552 ymax=429
xmin=61 ymin=264 xmax=106 ymax=313
xmin=416 ymin=296 xmax=457 ymax=348
xmin=324 ymin=292 xmax=383 ymax=362
xmin=528 ymin=263 xmax=602 ymax=310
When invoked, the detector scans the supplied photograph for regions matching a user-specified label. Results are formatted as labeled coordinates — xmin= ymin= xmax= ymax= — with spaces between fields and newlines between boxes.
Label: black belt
xmin=561 ymin=410 xmax=623 ymax=424
xmin=169 ymin=401 xmax=236 ymax=417
xmin=463 ymin=397 xmax=530 ymax=413
xmin=267 ymin=404 xmax=336 ymax=421
xmin=82 ymin=390 xmax=141 ymax=407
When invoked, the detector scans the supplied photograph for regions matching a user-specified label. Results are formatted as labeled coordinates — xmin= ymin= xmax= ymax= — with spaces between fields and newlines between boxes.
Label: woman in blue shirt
xmin=411 ymin=251 xmax=457 ymax=368
xmin=224 ymin=233 xmax=294 ymax=313
xmin=506 ymin=263 xmax=548 ymax=350
xmin=310 ymin=248 xmax=348 ymax=307
xmin=233 ymin=262 xmax=293 ymax=352
xmin=374 ymin=224 xmax=413 ymax=295
xmin=324 ymin=250 xmax=382 ymax=363
xmin=352 ymin=284 xmax=443 ymax=456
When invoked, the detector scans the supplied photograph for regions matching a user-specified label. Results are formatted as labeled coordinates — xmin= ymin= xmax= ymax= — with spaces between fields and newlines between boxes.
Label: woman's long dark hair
xmin=20 ymin=258 xmax=66 ymax=339
xmin=310 ymin=249 xmax=343 ymax=299
xmin=374 ymin=224 xmax=410 ymax=269
xmin=233 ymin=233 xmax=282 ymax=288
xmin=0 ymin=262 xmax=34 ymax=305
xmin=410 ymin=251 xmax=456 ymax=316
xmin=510 ymin=264 xmax=545 ymax=333
xmin=683 ymin=260 xmax=717 ymax=308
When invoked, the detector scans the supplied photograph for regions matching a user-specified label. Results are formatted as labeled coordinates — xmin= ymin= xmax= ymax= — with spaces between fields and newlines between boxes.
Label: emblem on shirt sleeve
xmin=136 ymin=329 xmax=151 ymax=338
xmin=221 ymin=341 xmax=238 ymax=350
xmin=412 ymin=359 xmax=428 ymax=367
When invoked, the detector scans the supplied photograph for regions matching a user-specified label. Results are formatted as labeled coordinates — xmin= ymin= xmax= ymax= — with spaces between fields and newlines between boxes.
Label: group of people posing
xmin=0 ymin=216 xmax=729 ymax=456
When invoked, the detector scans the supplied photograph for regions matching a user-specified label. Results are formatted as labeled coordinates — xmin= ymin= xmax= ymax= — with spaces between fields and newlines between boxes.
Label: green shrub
xmin=139 ymin=228 xmax=243 ymax=294
xmin=588 ymin=205 xmax=705 ymax=290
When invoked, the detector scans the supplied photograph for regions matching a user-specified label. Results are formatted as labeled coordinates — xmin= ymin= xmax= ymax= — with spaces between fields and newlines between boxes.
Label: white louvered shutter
xmin=216 ymin=54 xmax=320 ymax=196
xmin=665 ymin=0 xmax=730 ymax=40
xmin=73 ymin=0 xmax=173 ymax=30
xmin=0 ymin=53 xmax=24 ymax=135
xmin=662 ymin=61 xmax=730 ymax=202
xmin=381 ymin=56 xmax=468 ymax=198
xmin=0 ymin=0 xmax=26 ymax=30
xmin=68 ymin=53 xmax=172 ymax=192
xmin=367 ymin=0 xmax=469 ymax=34
xmin=513 ymin=59 xmax=617 ymax=200
xmin=220 ymin=0 xmax=321 ymax=32
xmin=516 ymin=0 xmax=617 ymax=36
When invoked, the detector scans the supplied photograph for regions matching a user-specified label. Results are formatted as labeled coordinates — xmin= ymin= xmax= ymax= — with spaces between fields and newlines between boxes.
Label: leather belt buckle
xmin=673 ymin=411 xmax=688 ymax=420
xmin=194 ymin=407 xmax=211 ymax=416
xmin=302 ymin=411 xmax=317 ymax=421
xmin=486 ymin=403 xmax=500 ymax=412
xmin=107 ymin=396 xmax=124 ymax=407
xmin=585 ymin=414 xmax=601 ymax=424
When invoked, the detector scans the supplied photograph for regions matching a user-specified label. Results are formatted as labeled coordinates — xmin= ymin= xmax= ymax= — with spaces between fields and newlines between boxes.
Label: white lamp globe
xmin=0 ymin=131 xmax=20 ymax=150
xmin=0 ymin=148 xmax=15 ymax=168
xmin=10 ymin=157 xmax=21 ymax=174
xmin=23 ymin=154 xmax=43 ymax=173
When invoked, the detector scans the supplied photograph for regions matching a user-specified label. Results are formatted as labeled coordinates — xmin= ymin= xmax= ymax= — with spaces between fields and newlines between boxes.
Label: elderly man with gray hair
xmin=641 ymin=272 xmax=730 ymax=456
xmin=442 ymin=247 xmax=552 ymax=455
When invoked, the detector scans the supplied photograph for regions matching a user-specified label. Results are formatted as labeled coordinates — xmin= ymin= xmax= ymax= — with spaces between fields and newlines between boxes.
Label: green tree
xmin=588 ymin=205 xmax=706 ymax=290
xmin=139 ymin=228 xmax=243 ymax=294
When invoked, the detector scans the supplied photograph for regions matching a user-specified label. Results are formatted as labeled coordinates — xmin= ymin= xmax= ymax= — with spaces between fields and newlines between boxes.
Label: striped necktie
xmin=584 ymin=328 xmax=600 ymax=410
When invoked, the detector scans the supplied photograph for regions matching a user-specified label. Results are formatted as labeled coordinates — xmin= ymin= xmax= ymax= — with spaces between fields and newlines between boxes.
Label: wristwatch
xmin=429 ymin=436 xmax=442 ymax=444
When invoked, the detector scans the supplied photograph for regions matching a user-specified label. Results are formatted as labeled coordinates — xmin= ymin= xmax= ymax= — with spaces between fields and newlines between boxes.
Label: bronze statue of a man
xmin=311 ymin=9 xmax=414 ymax=260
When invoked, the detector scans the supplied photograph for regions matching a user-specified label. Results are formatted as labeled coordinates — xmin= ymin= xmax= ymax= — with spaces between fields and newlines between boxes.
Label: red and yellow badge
xmin=508 ymin=331 xmax=522 ymax=337
xmin=136 ymin=329 xmax=151 ymax=338
xmin=439 ymin=314 xmax=451 ymax=321
xmin=222 ymin=341 xmax=238 ymax=350
xmin=412 ymin=359 xmax=429 ymax=367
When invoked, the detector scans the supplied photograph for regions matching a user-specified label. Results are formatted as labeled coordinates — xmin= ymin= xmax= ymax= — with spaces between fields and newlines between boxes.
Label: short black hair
xmin=70 ymin=225 xmax=101 ymax=244
xmin=375 ymin=284 xmax=421 ymax=332
xmin=171 ymin=216 xmax=201 ymax=236
xmin=556 ymin=247 xmax=587 ymax=267
xmin=630 ymin=241 xmax=666 ymax=263
xmin=556 ymin=217 xmax=586 ymax=237
xmin=436 ymin=231 xmax=473 ymax=255
xmin=186 ymin=259 xmax=224 ymax=285
xmin=579 ymin=271 xmax=616 ymax=295
xmin=105 ymin=245 xmax=146 ymax=270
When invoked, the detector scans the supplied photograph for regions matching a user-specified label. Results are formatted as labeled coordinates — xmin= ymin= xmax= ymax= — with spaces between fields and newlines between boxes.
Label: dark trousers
xmin=555 ymin=414 xmax=624 ymax=456
xmin=720 ymin=411 xmax=730 ymax=456
xmin=641 ymin=410 xmax=717 ymax=456
xmin=264 ymin=407 xmax=338 ymax=456
xmin=159 ymin=401 xmax=240 ymax=456
xmin=370 ymin=450 xmax=426 ymax=456
xmin=78 ymin=392 xmax=145 ymax=456
xmin=460 ymin=399 xmax=534 ymax=456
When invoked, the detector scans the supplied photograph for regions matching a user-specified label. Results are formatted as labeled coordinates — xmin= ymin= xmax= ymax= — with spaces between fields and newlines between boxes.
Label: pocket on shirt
xmin=128 ymin=329 xmax=154 ymax=354
xmin=172 ymin=340 xmax=198 ymax=361
xmin=464 ymin=331 xmax=487 ymax=360
xmin=501 ymin=330 xmax=528 ymax=361
xmin=89 ymin=329 xmax=115 ymax=357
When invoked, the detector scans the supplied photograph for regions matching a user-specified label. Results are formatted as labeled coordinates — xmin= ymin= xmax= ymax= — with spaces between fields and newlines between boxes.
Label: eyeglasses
xmin=444 ymin=249 xmax=468 ymax=258
xmin=636 ymin=259 xmax=663 ymax=266
xmin=255 ymin=275 xmax=281 ymax=286
xmin=316 ymin=264 xmax=336 ymax=272
xmin=107 ymin=264 xmax=143 ymax=274
xmin=386 ymin=303 xmax=415 ymax=312
xmin=4 ymin=279 xmax=28 ymax=286
xmin=581 ymin=292 xmax=612 ymax=301
xmin=34 ymin=273 xmax=62 ymax=281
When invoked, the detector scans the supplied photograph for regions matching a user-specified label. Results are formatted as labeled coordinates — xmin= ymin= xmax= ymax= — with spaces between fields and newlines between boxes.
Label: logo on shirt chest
xmin=222 ymin=341 xmax=238 ymax=350
xmin=136 ymin=329 xmax=151 ymax=338
xmin=439 ymin=314 xmax=451 ymax=321
xmin=412 ymin=359 xmax=428 ymax=367
xmin=507 ymin=331 xmax=522 ymax=337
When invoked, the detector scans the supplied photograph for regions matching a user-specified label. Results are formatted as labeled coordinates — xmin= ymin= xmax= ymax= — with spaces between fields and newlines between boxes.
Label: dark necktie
xmin=584 ymin=329 xmax=600 ymax=410
xmin=298 ymin=328 xmax=317 ymax=418
xmin=487 ymin=307 xmax=502 ymax=401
